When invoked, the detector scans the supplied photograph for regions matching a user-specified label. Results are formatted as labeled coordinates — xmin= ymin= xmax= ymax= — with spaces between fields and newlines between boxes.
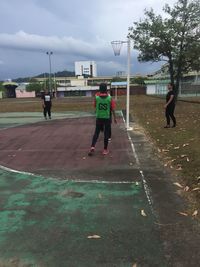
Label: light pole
xmin=46 ymin=51 xmax=53 ymax=94
xmin=111 ymin=36 xmax=132 ymax=130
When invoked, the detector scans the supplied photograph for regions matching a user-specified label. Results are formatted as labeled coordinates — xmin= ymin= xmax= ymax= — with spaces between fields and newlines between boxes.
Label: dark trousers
xmin=91 ymin=118 xmax=111 ymax=149
xmin=43 ymin=104 xmax=51 ymax=118
xmin=165 ymin=104 xmax=176 ymax=126
xmin=100 ymin=119 xmax=112 ymax=139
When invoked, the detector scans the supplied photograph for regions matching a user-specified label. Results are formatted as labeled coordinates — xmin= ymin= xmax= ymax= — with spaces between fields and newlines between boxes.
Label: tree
xmin=131 ymin=76 xmax=145 ymax=85
xmin=0 ymin=82 xmax=4 ymax=91
xmin=111 ymin=77 xmax=126 ymax=82
xmin=129 ymin=0 xmax=200 ymax=96
xmin=26 ymin=82 xmax=43 ymax=93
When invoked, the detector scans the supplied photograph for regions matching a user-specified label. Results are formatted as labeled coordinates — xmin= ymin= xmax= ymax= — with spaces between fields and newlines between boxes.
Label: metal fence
xmin=155 ymin=82 xmax=200 ymax=97
xmin=179 ymin=82 xmax=200 ymax=97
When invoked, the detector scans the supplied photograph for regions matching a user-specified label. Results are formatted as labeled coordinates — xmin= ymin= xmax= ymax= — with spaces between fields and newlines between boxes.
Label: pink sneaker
xmin=102 ymin=149 xmax=109 ymax=155
xmin=88 ymin=147 xmax=95 ymax=156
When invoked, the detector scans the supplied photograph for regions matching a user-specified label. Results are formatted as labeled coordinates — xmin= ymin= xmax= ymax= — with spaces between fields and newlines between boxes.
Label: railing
xmin=155 ymin=82 xmax=200 ymax=97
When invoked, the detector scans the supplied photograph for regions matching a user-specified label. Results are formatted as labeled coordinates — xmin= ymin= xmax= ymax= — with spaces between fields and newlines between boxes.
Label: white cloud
xmin=0 ymin=31 xmax=112 ymax=60
xmin=0 ymin=0 xmax=178 ymax=79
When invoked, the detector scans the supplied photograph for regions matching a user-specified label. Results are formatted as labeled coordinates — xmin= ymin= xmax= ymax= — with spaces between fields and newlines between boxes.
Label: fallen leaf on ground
xmin=184 ymin=186 xmax=190 ymax=192
xmin=162 ymin=149 xmax=169 ymax=152
xmin=174 ymin=146 xmax=180 ymax=150
xmin=176 ymin=166 xmax=182 ymax=171
xmin=183 ymin=143 xmax=189 ymax=147
xmin=180 ymin=154 xmax=187 ymax=158
xmin=165 ymin=159 xmax=176 ymax=167
xmin=192 ymin=187 xmax=200 ymax=191
xmin=87 ymin=235 xmax=101 ymax=239
xmin=173 ymin=182 xmax=183 ymax=188
xmin=141 ymin=209 xmax=147 ymax=217
xmin=192 ymin=210 xmax=198 ymax=217
xmin=186 ymin=157 xmax=190 ymax=162
xmin=178 ymin=212 xmax=188 ymax=216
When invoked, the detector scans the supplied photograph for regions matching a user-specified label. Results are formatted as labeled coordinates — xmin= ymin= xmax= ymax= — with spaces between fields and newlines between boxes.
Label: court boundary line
xmin=0 ymin=164 xmax=36 ymax=176
xmin=0 ymin=111 xmax=94 ymax=131
xmin=0 ymin=164 xmax=137 ymax=184
xmin=120 ymin=111 xmax=155 ymax=216
xmin=0 ymin=110 xmax=156 ymax=200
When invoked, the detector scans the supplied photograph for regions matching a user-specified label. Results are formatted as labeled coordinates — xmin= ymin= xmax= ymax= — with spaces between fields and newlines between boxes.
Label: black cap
xmin=99 ymin=83 xmax=107 ymax=93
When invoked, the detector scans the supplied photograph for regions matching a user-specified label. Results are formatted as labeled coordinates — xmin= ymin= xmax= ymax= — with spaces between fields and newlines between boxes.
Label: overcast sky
xmin=0 ymin=0 xmax=177 ymax=80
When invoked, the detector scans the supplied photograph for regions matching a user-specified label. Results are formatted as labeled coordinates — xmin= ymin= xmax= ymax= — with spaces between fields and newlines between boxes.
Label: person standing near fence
xmin=164 ymin=83 xmax=176 ymax=128
xmin=42 ymin=90 xmax=52 ymax=120
xmin=88 ymin=83 xmax=117 ymax=156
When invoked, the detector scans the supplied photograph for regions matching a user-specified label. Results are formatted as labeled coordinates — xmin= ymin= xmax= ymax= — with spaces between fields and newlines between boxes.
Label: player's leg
xmin=88 ymin=119 xmax=102 ymax=156
xmin=103 ymin=119 xmax=110 ymax=155
xmin=43 ymin=106 xmax=47 ymax=119
xmin=48 ymin=105 xmax=51 ymax=119
xmin=164 ymin=107 xmax=170 ymax=128
xmin=108 ymin=119 xmax=112 ymax=141
xmin=169 ymin=105 xmax=176 ymax=127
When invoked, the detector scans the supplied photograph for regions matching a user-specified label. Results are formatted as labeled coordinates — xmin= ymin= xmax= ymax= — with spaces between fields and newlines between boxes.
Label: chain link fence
xmin=154 ymin=82 xmax=200 ymax=97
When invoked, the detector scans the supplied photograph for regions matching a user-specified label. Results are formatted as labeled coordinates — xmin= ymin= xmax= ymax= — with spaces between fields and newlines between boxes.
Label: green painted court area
xmin=0 ymin=111 xmax=93 ymax=129
xmin=0 ymin=111 xmax=168 ymax=267
xmin=0 ymin=169 xmax=167 ymax=267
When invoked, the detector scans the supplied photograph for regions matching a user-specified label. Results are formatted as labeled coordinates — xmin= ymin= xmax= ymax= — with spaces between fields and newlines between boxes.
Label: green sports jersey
xmin=96 ymin=95 xmax=111 ymax=119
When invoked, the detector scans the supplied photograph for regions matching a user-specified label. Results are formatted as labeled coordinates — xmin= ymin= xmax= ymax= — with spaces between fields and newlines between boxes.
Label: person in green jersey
xmin=88 ymin=83 xmax=117 ymax=156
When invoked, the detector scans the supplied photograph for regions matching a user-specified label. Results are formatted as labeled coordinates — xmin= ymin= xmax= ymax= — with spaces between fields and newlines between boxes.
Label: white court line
xmin=0 ymin=164 xmax=36 ymax=176
xmin=0 ymin=165 xmax=136 ymax=184
xmin=0 ymin=110 xmax=154 ymax=204
xmin=120 ymin=111 xmax=155 ymax=215
xmin=71 ymin=179 xmax=136 ymax=184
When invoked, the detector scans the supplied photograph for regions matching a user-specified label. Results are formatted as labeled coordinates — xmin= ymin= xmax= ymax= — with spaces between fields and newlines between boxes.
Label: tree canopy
xmin=129 ymin=0 xmax=200 ymax=95
xmin=26 ymin=82 xmax=43 ymax=93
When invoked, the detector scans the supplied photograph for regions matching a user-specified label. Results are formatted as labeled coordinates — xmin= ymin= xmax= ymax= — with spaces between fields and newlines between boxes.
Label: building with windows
xmin=75 ymin=61 xmax=97 ymax=77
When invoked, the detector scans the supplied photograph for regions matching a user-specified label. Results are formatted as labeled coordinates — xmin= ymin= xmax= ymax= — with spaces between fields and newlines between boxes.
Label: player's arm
xmin=41 ymin=96 xmax=45 ymax=108
xmin=93 ymin=97 xmax=96 ymax=109
xmin=112 ymin=110 xmax=117 ymax=123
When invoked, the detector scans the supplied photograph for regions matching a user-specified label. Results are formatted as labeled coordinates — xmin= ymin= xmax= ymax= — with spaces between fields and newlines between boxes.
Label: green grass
xmin=0 ymin=97 xmax=94 ymax=113
xmin=129 ymin=95 xmax=200 ymax=208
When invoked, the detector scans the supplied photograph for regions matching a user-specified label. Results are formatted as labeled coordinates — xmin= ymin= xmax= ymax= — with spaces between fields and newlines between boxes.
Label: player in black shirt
xmin=42 ymin=90 xmax=52 ymax=119
xmin=164 ymin=83 xmax=176 ymax=128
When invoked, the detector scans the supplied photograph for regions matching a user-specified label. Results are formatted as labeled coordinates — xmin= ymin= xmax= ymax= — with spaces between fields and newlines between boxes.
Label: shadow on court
xmin=0 ymin=112 xmax=199 ymax=267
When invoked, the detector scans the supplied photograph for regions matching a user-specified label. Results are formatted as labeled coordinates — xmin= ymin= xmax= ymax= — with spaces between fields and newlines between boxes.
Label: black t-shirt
xmin=166 ymin=90 xmax=175 ymax=105
xmin=42 ymin=94 xmax=52 ymax=105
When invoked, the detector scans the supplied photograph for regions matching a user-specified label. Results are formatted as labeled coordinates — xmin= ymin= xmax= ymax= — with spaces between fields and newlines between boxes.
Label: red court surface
xmin=0 ymin=113 xmax=200 ymax=266
xmin=0 ymin=116 xmax=138 ymax=181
